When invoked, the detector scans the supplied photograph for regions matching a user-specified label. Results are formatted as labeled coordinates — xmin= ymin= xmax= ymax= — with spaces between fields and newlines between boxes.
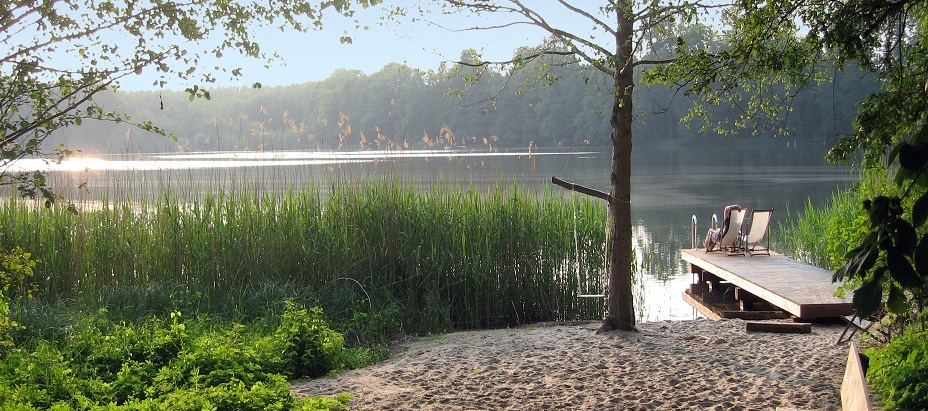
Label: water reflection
xmin=14 ymin=146 xmax=855 ymax=323
xmin=11 ymin=149 xmax=597 ymax=172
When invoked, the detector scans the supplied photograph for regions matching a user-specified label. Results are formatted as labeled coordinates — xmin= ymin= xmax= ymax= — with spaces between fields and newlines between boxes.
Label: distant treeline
xmin=52 ymin=51 xmax=877 ymax=156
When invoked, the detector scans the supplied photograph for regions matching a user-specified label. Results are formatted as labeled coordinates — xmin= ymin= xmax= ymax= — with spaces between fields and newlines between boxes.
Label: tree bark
xmin=598 ymin=1 xmax=637 ymax=333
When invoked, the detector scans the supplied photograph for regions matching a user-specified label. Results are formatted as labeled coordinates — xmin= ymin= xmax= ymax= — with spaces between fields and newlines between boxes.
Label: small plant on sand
xmin=275 ymin=302 xmax=346 ymax=379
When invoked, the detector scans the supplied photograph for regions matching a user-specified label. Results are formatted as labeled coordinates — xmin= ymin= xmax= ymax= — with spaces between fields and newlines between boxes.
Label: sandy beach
xmin=291 ymin=319 xmax=848 ymax=410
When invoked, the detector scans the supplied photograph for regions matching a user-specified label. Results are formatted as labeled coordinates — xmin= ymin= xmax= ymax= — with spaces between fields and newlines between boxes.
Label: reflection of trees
xmin=632 ymin=221 xmax=684 ymax=282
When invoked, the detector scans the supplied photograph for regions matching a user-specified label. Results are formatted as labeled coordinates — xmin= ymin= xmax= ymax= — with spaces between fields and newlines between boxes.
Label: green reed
xmin=0 ymin=177 xmax=608 ymax=333
xmin=774 ymin=189 xmax=860 ymax=270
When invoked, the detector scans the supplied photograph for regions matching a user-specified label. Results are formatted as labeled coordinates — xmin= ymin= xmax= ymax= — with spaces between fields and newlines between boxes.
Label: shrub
xmin=0 ymin=293 xmax=15 ymax=348
xmin=0 ymin=246 xmax=37 ymax=300
xmin=0 ymin=307 xmax=356 ymax=410
xmin=866 ymin=329 xmax=928 ymax=410
xmin=0 ymin=246 xmax=38 ymax=346
xmin=274 ymin=302 xmax=345 ymax=379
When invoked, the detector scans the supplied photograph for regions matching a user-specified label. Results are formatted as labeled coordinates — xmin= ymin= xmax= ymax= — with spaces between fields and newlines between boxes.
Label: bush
xmin=274 ymin=302 xmax=345 ymax=379
xmin=0 ymin=306 xmax=356 ymax=410
xmin=0 ymin=246 xmax=38 ymax=346
xmin=0 ymin=246 xmax=37 ymax=300
xmin=0 ymin=293 xmax=15 ymax=348
xmin=866 ymin=329 xmax=928 ymax=410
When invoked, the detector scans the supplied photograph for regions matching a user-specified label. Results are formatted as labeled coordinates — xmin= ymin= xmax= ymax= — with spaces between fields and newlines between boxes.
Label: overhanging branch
xmin=455 ymin=49 xmax=575 ymax=67
xmin=551 ymin=176 xmax=612 ymax=203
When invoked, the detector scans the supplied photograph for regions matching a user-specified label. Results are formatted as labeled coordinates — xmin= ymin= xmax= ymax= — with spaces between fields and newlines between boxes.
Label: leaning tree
xmin=428 ymin=0 xmax=748 ymax=332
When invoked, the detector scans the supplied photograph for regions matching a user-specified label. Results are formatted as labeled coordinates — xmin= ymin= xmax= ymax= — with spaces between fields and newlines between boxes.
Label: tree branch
xmin=551 ymin=176 xmax=613 ymax=203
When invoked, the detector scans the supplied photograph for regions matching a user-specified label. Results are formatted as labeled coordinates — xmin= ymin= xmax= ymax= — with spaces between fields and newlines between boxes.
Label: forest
xmin=52 ymin=45 xmax=877 ymax=159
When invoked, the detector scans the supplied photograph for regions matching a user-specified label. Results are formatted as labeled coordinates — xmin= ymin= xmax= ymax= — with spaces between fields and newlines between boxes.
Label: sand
xmin=291 ymin=319 xmax=849 ymax=410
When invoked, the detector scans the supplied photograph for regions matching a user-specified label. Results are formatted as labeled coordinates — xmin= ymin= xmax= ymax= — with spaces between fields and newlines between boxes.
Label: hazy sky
xmin=121 ymin=1 xmax=560 ymax=91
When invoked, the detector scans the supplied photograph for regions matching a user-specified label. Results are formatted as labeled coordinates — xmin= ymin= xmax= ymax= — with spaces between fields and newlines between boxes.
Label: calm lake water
xmin=30 ymin=144 xmax=856 ymax=323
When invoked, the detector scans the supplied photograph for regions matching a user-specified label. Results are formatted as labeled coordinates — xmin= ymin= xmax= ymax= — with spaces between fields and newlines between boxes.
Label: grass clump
xmin=0 ymin=303 xmax=362 ymax=410
xmin=775 ymin=191 xmax=860 ymax=270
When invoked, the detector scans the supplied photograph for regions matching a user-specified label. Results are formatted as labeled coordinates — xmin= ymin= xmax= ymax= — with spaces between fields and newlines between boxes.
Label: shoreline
xmin=292 ymin=319 xmax=848 ymax=410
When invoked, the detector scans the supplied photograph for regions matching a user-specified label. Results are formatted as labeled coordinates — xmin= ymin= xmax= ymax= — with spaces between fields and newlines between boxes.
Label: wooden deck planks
xmin=681 ymin=248 xmax=853 ymax=318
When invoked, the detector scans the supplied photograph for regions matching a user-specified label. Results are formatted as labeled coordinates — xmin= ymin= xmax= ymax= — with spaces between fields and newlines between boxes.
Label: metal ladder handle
xmin=691 ymin=214 xmax=698 ymax=249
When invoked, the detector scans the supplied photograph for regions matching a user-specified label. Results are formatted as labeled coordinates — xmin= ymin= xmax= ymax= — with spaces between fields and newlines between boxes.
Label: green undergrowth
xmin=865 ymin=329 xmax=928 ymax=411
xmin=0 ymin=302 xmax=374 ymax=410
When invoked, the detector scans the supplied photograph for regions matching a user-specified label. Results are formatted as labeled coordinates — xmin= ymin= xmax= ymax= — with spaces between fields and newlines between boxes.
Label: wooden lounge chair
xmin=741 ymin=208 xmax=773 ymax=256
xmin=837 ymin=306 xmax=889 ymax=345
xmin=717 ymin=208 xmax=746 ymax=255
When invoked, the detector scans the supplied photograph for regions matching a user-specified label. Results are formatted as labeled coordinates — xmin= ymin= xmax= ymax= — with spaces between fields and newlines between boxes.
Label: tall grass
xmin=773 ymin=194 xmax=850 ymax=269
xmin=0 ymin=177 xmax=608 ymax=334
xmin=774 ymin=168 xmax=895 ymax=272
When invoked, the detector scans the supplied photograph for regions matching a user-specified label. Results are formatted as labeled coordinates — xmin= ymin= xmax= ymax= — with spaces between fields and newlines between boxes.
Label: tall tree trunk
xmin=599 ymin=1 xmax=636 ymax=333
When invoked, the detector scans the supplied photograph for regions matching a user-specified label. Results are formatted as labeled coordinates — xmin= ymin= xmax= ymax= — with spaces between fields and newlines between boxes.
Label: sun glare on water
xmin=58 ymin=156 xmax=108 ymax=172
xmin=4 ymin=149 xmax=594 ymax=173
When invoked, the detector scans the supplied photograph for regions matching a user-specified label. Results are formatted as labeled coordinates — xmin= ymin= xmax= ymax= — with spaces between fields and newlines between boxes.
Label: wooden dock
xmin=681 ymin=248 xmax=853 ymax=319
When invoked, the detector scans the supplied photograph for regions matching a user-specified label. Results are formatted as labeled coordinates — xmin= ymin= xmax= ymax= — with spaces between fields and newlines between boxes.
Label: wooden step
xmin=745 ymin=321 xmax=812 ymax=334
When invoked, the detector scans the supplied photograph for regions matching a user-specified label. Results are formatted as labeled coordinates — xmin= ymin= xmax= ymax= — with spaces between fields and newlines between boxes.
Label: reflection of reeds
xmin=0 ymin=176 xmax=609 ymax=332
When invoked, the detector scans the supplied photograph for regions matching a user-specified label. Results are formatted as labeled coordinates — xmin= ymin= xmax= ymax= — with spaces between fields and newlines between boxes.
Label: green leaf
xmin=893 ymin=219 xmax=917 ymax=254
xmin=914 ymin=234 xmax=928 ymax=277
xmin=869 ymin=196 xmax=891 ymax=225
xmin=898 ymin=143 xmax=928 ymax=171
xmin=913 ymin=192 xmax=928 ymax=228
xmin=895 ymin=166 xmax=911 ymax=186
xmin=834 ymin=263 xmax=850 ymax=282
xmin=886 ymin=283 xmax=909 ymax=315
xmin=887 ymin=251 xmax=921 ymax=289
xmin=888 ymin=140 xmax=905 ymax=165
xmin=854 ymin=244 xmax=879 ymax=276
xmin=852 ymin=276 xmax=884 ymax=318
xmin=914 ymin=121 xmax=928 ymax=145
xmin=916 ymin=171 xmax=928 ymax=189
xmin=843 ymin=244 xmax=864 ymax=261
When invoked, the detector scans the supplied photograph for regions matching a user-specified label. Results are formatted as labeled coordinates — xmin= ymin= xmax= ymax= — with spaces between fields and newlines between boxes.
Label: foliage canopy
xmin=0 ymin=0 xmax=379 ymax=204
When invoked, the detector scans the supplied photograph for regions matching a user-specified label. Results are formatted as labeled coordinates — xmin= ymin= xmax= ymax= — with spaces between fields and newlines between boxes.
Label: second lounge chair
xmin=741 ymin=208 xmax=773 ymax=256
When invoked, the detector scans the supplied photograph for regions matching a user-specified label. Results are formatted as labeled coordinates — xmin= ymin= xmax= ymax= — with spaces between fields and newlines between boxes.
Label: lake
xmin=29 ymin=144 xmax=856 ymax=323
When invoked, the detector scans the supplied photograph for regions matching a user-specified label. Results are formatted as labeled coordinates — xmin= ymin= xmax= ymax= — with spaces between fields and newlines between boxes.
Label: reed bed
xmin=774 ymin=197 xmax=838 ymax=269
xmin=774 ymin=182 xmax=869 ymax=271
xmin=0 ymin=177 xmax=609 ymax=334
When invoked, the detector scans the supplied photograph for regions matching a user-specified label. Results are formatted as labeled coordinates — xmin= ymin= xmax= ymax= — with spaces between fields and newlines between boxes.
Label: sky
xmin=120 ymin=1 xmax=563 ymax=91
